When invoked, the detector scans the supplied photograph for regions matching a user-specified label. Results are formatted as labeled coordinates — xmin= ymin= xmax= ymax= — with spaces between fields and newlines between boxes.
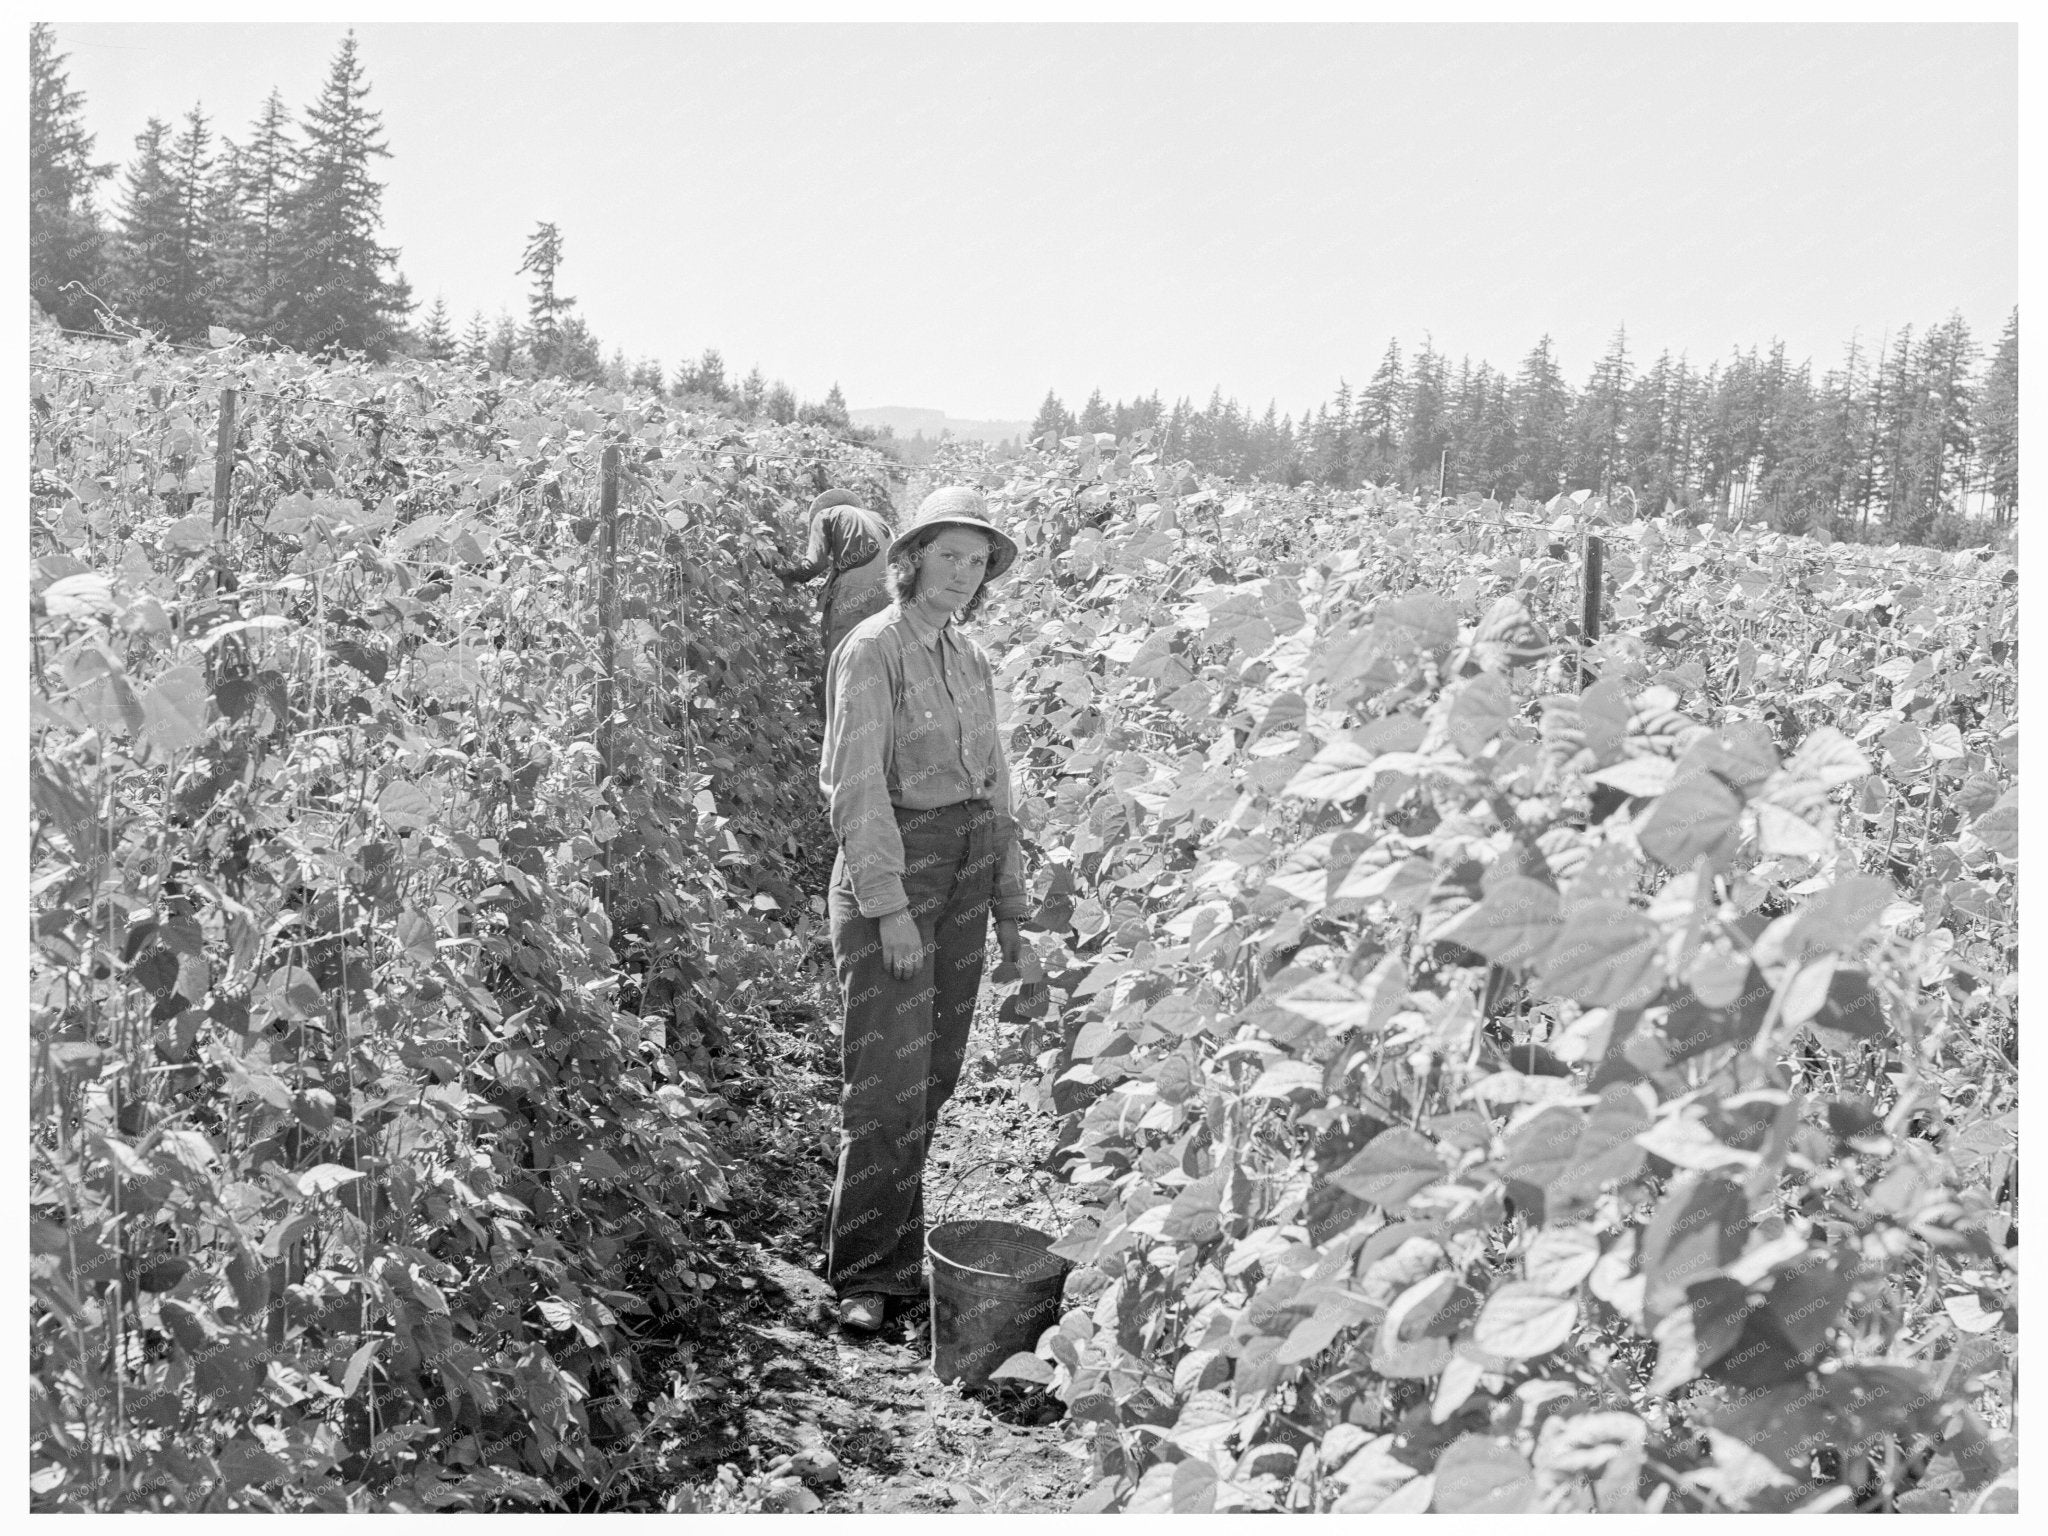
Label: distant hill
xmin=850 ymin=405 xmax=1033 ymax=446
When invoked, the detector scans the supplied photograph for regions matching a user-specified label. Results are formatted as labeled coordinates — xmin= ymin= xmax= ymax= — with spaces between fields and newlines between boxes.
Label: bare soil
xmin=600 ymin=943 xmax=1084 ymax=1513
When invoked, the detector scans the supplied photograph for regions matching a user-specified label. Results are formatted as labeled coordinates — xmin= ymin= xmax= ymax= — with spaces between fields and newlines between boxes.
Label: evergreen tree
xmin=690 ymin=347 xmax=729 ymax=400
xmin=1298 ymin=405 xmax=1324 ymax=478
xmin=1310 ymin=379 xmax=1355 ymax=488
xmin=1677 ymin=358 xmax=1715 ymax=513
xmin=1112 ymin=393 xmax=1164 ymax=438
xmin=1567 ymin=325 xmax=1631 ymax=494
xmin=764 ymin=380 xmax=798 ymax=425
xmin=1401 ymin=337 xmax=1450 ymax=494
xmin=29 ymin=22 xmax=115 ymax=331
xmin=1190 ymin=388 xmax=1246 ymax=476
xmin=1699 ymin=348 xmax=1763 ymax=513
xmin=418 ymin=295 xmax=455 ymax=360
xmin=517 ymin=220 xmax=573 ymax=373
xmin=162 ymin=106 xmax=220 ymax=339
xmin=1977 ymin=308 xmax=2018 ymax=523
xmin=1852 ymin=333 xmax=1888 ymax=533
xmin=1624 ymin=351 xmax=1684 ymax=510
xmin=630 ymin=358 xmax=666 ymax=394
xmin=1443 ymin=357 xmax=1482 ymax=494
xmin=1750 ymin=341 xmax=1791 ymax=506
xmin=1473 ymin=369 xmax=1520 ymax=498
xmin=1510 ymin=337 xmax=1569 ymax=497
xmin=1251 ymin=400 xmax=1284 ymax=480
xmin=1821 ymin=335 xmax=1872 ymax=526
xmin=274 ymin=31 xmax=411 ymax=355
xmin=1162 ymin=396 xmax=1194 ymax=461
xmin=112 ymin=119 xmax=186 ymax=338
xmin=552 ymin=314 xmax=606 ymax=383
xmin=738 ymin=365 xmax=768 ymax=419
xmin=487 ymin=311 xmax=522 ymax=374
xmin=1275 ymin=411 xmax=1303 ymax=485
xmin=1030 ymin=389 xmax=1073 ymax=440
xmin=1180 ymin=391 xmax=1212 ymax=470
xmin=459 ymin=309 xmax=490 ymax=368
xmin=1871 ymin=327 xmax=1917 ymax=531
xmin=201 ymin=135 xmax=244 ymax=324
xmin=1899 ymin=313 xmax=1976 ymax=535
xmin=1078 ymin=388 xmax=1112 ymax=434
xmin=603 ymin=346 xmax=630 ymax=389
xmin=222 ymin=89 xmax=295 ymax=337
xmin=1755 ymin=361 xmax=1829 ymax=529
xmin=799 ymin=382 xmax=851 ymax=430
xmin=1356 ymin=340 xmax=1404 ymax=485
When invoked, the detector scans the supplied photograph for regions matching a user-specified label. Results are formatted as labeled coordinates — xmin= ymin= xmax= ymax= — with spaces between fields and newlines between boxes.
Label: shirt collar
xmin=896 ymin=599 xmax=948 ymax=650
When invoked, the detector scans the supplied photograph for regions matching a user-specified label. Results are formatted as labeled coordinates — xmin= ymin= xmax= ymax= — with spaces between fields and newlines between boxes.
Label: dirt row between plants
xmin=604 ymin=945 xmax=1087 ymax=1514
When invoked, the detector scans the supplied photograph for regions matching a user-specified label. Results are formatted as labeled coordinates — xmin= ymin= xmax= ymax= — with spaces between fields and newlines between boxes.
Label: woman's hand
xmin=879 ymin=910 xmax=924 ymax=980
xmin=996 ymin=919 xmax=1021 ymax=967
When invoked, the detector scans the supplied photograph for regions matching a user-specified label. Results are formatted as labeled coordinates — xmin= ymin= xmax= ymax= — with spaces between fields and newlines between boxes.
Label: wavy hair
xmin=885 ymin=528 xmax=992 ymax=623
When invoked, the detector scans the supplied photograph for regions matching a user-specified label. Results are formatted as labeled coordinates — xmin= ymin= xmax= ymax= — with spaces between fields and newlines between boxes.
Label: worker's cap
xmin=806 ymin=489 xmax=865 ymax=517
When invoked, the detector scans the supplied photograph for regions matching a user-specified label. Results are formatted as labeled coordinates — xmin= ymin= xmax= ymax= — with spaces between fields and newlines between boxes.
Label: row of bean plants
xmin=944 ymin=432 xmax=2017 ymax=1513
xmin=28 ymin=334 xmax=885 ymax=1509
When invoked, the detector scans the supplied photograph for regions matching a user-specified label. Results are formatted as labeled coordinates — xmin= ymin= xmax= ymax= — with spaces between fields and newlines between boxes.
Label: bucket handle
xmin=930 ymin=1159 xmax=977 ymax=1227
xmin=928 ymin=1162 xmax=1062 ymax=1230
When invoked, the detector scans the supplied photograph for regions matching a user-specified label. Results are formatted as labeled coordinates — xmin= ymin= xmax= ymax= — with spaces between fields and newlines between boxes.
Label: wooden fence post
xmin=207 ymin=387 xmax=242 ymax=683
xmin=1579 ymin=533 xmax=1604 ymax=690
xmin=594 ymin=444 xmax=623 ymax=918
xmin=596 ymin=444 xmax=622 ymax=779
xmin=211 ymin=386 xmax=237 ymax=532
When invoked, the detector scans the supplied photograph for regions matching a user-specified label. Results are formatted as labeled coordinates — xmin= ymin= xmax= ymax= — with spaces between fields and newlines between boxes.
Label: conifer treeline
xmin=31 ymin=26 xmax=410 ymax=358
xmin=27 ymin=25 xmax=848 ymax=428
xmin=1036 ymin=318 xmax=2018 ymax=544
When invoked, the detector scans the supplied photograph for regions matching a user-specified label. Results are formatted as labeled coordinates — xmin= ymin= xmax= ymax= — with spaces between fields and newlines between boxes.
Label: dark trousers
xmin=825 ymin=800 xmax=1000 ymax=1298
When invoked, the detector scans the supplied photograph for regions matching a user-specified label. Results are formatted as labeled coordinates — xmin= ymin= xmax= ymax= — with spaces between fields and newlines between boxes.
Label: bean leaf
xmin=1431 ymin=1434 xmax=1536 ymax=1514
xmin=1330 ymin=1127 xmax=1444 ymax=1210
xmin=1536 ymin=901 xmax=1664 ymax=1008
xmin=1472 ymin=1283 xmax=1579 ymax=1360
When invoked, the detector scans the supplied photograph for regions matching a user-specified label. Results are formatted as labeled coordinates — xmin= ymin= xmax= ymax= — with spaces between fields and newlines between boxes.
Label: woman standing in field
xmin=817 ymin=486 xmax=1029 ymax=1334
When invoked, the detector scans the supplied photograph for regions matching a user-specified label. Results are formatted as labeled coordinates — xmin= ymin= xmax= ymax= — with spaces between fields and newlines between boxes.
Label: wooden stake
xmin=595 ymin=445 xmax=622 ymax=920
xmin=596 ymin=445 xmax=622 ymax=781
xmin=205 ymin=387 xmax=243 ymax=684
xmin=1579 ymin=533 xmax=1604 ymax=690
xmin=211 ymin=387 xmax=237 ymax=531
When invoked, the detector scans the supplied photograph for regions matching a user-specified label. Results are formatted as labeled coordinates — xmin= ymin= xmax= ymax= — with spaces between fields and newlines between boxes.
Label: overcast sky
xmin=52 ymin=22 xmax=2017 ymax=423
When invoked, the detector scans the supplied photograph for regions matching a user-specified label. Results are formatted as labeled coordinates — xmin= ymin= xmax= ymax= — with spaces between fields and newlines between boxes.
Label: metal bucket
xmin=925 ymin=1218 xmax=1070 ymax=1388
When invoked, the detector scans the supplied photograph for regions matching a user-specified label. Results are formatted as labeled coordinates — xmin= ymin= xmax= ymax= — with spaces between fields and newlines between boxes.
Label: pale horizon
xmin=50 ymin=22 xmax=2017 ymax=422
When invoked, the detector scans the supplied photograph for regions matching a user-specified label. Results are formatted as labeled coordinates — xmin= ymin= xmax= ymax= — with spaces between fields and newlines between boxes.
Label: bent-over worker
xmin=778 ymin=489 xmax=896 ymax=717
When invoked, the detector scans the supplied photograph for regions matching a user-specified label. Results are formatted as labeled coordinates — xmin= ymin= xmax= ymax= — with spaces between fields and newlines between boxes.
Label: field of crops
xmin=27 ymin=333 xmax=888 ymax=1509
xmin=952 ymin=441 xmax=2019 ymax=1513
xmin=29 ymin=334 xmax=2018 ymax=1512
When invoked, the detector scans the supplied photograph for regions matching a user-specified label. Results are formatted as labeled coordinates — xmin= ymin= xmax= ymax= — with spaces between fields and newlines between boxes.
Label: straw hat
xmin=888 ymin=486 xmax=1019 ymax=582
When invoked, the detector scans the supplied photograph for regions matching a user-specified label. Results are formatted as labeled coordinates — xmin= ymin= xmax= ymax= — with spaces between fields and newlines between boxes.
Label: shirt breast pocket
xmin=895 ymin=676 xmax=949 ymax=765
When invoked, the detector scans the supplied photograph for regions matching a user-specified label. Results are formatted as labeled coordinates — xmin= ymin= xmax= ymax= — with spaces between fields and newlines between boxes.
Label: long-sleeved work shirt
xmin=821 ymin=600 xmax=1030 ymax=923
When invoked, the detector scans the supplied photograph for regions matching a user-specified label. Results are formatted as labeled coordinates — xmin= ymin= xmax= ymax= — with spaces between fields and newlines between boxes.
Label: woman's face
xmin=913 ymin=527 xmax=993 ymax=616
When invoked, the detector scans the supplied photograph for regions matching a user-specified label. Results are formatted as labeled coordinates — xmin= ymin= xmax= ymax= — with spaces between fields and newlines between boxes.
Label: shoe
xmin=838 ymin=1293 xmax=887 ymax=1333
